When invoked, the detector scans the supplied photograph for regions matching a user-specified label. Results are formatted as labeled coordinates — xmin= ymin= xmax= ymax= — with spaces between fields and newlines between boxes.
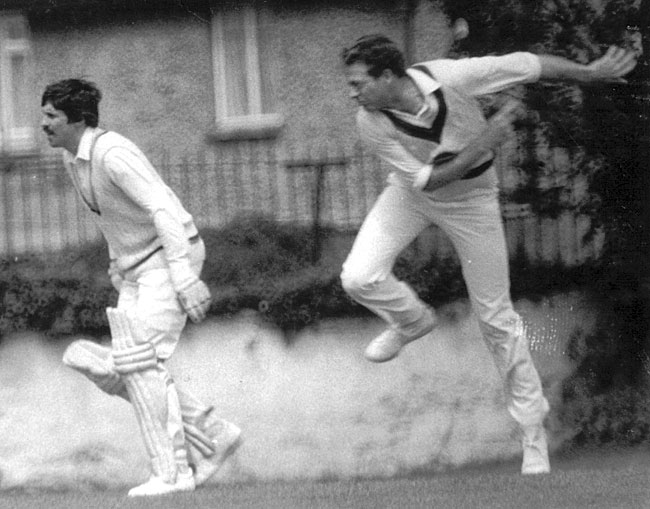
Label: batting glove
xmin=178 ymin=279 xmax=212 ymax=323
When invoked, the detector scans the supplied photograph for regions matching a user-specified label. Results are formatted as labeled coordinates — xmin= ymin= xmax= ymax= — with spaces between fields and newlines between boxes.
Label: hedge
xmin=0 ymin=216 xmax=631 ymax=334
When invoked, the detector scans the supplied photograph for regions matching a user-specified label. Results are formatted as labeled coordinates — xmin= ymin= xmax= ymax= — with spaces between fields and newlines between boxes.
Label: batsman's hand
xmin=178 ymin=279 xmax=212 ymax=323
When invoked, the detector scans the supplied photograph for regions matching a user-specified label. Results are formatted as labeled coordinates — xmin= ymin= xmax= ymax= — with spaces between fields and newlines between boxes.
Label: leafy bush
xmin=561 ymin=381 xmax=650 ymax=446
xmin=556 ymin=251 xmax=650 ymax=447
xmin=201 ymin=216 xmax=316 ymax=285
xmin=0 ymin=217 xmax=354 ymax=336
xmin=198 ymin=216 xmax=360 ymax=330
xmin=0 ymin=216 xmax=619 ymax=336
xmin=0 ymin=276 xmax=112 ymax=336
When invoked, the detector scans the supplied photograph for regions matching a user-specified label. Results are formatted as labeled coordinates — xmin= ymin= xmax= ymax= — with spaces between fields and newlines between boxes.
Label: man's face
xmin=345 ymin=62 xmax=392 ymax=111
xmin=41 ymin=102 xmax=81 ymax=150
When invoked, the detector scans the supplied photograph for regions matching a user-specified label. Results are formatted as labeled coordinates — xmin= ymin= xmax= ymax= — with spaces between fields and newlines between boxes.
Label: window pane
xmin=222 ymin=11 xmax=249 ymax=116
xmin=11 ymin=53 xmax=30 ymax=127
xmin=213 ymin=8 xmax=278 ymax=121
xmin=7 ymin=18 xmax=27 ymax=39
xmin=257 ymin=15 xmax=276 ymax=115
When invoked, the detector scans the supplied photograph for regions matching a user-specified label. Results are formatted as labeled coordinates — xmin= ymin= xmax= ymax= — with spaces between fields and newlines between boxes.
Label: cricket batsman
xmin=41 ymin=78 xmax=241 ymax=496
xmin=340 ymin=33 xmax=636 ymax=475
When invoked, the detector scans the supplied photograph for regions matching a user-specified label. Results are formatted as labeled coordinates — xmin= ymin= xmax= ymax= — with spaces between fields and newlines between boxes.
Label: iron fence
xmin=0 ymin=145 xmax=603 ymax=266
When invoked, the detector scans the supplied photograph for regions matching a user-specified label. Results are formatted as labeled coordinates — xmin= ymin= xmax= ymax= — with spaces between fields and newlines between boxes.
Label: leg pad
xmin=112 ymin=342 xmax=158 ymax=375
xmin=108 ymin=307 xmax=177 ymax=483
xmin=63 ymin=339 xmax=124 ymax=395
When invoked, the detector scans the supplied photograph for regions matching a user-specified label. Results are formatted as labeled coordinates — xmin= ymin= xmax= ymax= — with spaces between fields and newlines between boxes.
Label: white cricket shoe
xmin=364 ymin=312 xmax=436 ymax=363
xmin=193 ymin=420 xmax=242 ymax=486
xmin=521 ymin=424 xmax=550 ymax=475
xmin=127 ymin=469 xmax=196 ymax=497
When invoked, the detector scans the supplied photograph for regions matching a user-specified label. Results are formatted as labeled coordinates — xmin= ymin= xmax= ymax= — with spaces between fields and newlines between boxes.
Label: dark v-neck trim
xmin=380 ymin=64 xmax=446 ymax=143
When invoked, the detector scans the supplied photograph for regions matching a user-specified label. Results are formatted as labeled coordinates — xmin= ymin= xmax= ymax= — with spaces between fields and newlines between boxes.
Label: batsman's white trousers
xmin=117 ymin=239 xmax=209 ymax=464
xmin=118 ymin=239 xmax=205 ymax=360
xmin=341 ymin=184 xmax=548 ymax=427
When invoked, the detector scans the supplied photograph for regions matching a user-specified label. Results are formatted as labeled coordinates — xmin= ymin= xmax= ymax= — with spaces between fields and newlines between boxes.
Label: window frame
xmin=0 ymin=13 xmax=36 ymax=154
xmin=209 ymin=5 xmax=283 ymax=141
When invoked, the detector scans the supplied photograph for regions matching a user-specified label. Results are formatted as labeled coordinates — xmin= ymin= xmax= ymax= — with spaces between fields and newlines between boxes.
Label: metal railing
xmin=0 ymin=146 xmax=603 ymax=266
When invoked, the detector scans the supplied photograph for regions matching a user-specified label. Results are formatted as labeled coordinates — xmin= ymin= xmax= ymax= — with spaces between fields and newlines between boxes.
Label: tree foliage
xmin=440 ymin=0 xmax=648 ymax=235
xmin=438 ymin=1 xmax=650 ymax=440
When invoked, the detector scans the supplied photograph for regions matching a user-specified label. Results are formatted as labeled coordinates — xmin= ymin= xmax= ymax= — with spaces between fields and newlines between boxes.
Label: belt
xmin=432 ymin=152 xmax=493 ymax=180
xmin=124 ymin=234 xmax=201 ymax=274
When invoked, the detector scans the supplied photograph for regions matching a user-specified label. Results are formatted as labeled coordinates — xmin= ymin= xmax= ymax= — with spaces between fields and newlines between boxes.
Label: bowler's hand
xmin=587 ymin=46 xmax=637 ymax=83
xmin=178 ymin=279 xmax=212 ymax=323
xmin=420 ymin=99 xmax=525 ymax=193
xmin=479 ymin=99 xmax=526 ymax=151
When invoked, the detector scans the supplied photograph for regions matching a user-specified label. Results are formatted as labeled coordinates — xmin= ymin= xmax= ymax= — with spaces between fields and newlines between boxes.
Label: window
xmin=0 ymin=14 xmax=35 ymax=153
xmin=210 ymin=5 xmax=283 ymax=140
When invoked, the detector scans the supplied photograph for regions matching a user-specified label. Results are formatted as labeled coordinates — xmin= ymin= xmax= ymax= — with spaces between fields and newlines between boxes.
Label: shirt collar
xmin=384 ymin=67 xmax=440 ymax=120
xmin=74 ymin=127 xmax=99 ymax=162
xmin=405 ymin=66 xmax=441 ymax=96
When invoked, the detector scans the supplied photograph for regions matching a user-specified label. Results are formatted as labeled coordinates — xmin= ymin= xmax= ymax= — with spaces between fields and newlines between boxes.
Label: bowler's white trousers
xmin=341 ymin=184 xmax=548 ymax=427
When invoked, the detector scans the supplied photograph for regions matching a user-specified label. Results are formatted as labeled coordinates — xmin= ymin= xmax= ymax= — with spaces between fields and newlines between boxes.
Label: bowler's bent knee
xmin=340 ymin=267 xmax=376 ymax=300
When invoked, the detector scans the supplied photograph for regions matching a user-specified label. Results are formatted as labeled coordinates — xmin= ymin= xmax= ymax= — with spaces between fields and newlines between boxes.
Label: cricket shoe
xmin=364 ymin=310 xmax=437 ymax=363
xmin=127 ymin=470 xmax=196 ymax=497
xmin=192 ymin=420 xmax=242 ymax=486
xmin=521 ymin=424 xmax=550 ymax=475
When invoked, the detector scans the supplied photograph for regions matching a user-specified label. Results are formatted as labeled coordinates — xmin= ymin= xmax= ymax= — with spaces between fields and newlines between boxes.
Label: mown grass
xmin=2 ymin=445 xmax=650 ymax=509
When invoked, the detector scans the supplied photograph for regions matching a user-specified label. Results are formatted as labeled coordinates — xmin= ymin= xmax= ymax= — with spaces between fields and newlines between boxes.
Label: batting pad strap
xmin=184 ymin=422 xmax=217 ymax=457
xmin=112 ymin=343 xmax=158 ymax=375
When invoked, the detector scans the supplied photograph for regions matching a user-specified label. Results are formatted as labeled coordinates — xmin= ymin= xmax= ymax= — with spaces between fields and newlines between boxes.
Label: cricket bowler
xmin=340 ymin=33 xmax=636 ymax=475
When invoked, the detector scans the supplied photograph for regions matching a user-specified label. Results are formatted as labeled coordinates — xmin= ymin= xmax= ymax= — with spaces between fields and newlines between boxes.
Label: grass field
xmin=2 ymin=445 xmax=649 ymax=509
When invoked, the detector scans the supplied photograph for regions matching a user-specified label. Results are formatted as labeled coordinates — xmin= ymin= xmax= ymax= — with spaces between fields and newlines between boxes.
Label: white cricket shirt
xmin=356 ymin=52 xmax=542 ymax=201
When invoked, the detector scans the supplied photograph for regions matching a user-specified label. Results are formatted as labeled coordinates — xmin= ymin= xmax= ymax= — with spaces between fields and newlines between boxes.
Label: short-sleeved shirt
xmin=356 ymin=52 xmax=542 ymax=201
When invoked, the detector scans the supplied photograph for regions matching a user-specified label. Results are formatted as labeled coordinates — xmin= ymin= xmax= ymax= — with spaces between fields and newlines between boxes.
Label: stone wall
xmin=0 ymin=291 xmax=596 ymax=489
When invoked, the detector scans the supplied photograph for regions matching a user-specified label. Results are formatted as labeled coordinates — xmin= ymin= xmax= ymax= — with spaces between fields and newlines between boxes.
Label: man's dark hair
xmin=41 ymin=78 xmax=101 ymax=127
xmin=341 ymin=34 xmax=406 ymax=78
